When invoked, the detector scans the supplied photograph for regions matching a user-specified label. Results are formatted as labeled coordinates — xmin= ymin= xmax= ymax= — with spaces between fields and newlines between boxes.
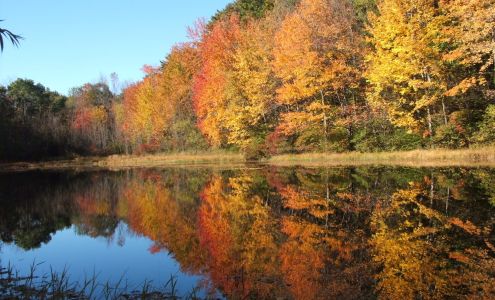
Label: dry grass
xmin=268 ymin=146 xmax=495 ymax=167
xmin=2 ymin=147 xmax=495 ymax=172
xmin=102 ymin=151 xmax=244 ymax=168
xmin=0 ymin=151 xmax=245 ymax=172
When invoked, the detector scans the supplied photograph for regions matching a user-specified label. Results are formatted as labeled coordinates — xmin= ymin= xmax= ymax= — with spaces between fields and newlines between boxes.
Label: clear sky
xmin=0 ymin=0 xmax=232 ymax=95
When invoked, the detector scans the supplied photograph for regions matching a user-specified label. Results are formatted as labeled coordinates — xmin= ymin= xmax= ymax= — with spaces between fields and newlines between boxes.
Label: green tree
xmin=68 ymin=82 xmax=114 ymax=109
xmin=6 ymin=79 xmax=51 ymax=119
xmin=476 ymin=105 xmax=495 ymax=144
xmin=211 ymin=0 xmax=275 ymax=23
xmin=0 ymin=80 xmax=70 ymax=161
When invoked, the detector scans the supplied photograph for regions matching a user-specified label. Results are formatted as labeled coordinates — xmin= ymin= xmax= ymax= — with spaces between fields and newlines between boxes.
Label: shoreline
xmin=268 ymin=146 xmax=495 ymax=167
xmin=1 ymin=147 xmax=495 ymax=172
xmin=0 ymin=152 xmax=246 ymax=172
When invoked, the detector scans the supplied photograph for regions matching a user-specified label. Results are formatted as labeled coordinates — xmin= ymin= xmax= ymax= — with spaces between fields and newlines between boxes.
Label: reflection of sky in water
xmin=1 ymin=222 xmax=217 ymax=298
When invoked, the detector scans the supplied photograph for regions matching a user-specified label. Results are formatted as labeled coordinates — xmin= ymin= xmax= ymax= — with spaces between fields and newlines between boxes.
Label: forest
xmin=1 ymin=0 xmax=494 ymax=161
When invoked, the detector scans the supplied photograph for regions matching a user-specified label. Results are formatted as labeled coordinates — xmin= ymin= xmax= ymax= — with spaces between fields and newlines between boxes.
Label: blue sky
xmin=0 ymin=0 xmax=231 ymax=95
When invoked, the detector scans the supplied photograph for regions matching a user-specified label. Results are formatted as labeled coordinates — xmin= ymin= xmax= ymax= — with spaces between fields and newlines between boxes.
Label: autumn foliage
xmin=2 ymin=0 xmax=494 ymax=161
xmin=111 ymin=0 xmax=494 ymax=158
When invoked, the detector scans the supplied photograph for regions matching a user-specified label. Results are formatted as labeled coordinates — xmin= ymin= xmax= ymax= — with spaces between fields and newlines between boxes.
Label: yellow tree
xmin=160 ymin=44 xmax=201 ymax=115
xmin=157 ymin=43 xmax=206 ymax=151
xmin=224 ymin=19 xmax=277 ymax=157
xmin=120 ymin=42 xmax=205 ymax=153
xmin=442 ymin=0 xmax=495 ymax=97
xmin=272 ymin=0 xmax=363 ymax=150
xmin=366 ymin=0 xmax=448 ymax=137
xmin=121 ymin=66 xmax=169 ymax=152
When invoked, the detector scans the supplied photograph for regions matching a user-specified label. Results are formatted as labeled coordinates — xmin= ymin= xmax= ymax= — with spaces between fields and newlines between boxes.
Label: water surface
xmin=0 ymin=166 xmax=494 ymax=299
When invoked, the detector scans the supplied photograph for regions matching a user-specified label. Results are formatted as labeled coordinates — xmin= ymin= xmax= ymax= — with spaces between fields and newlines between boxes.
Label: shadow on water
xmin=0 ymin=166 xmax=494 ymax=299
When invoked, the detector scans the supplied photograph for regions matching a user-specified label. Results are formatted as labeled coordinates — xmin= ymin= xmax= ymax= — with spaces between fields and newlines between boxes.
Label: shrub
xmin=384 ymin=129 xmax=422 ymax=151
xmin=476 ymin=105 xmax=495 ymax=144
xmin=243 ymin=137 xmax=268 ymax=161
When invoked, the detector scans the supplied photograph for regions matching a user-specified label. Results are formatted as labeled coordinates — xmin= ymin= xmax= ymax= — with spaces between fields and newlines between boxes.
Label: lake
xmin=0 ymin=166 xmax=494 ymax=299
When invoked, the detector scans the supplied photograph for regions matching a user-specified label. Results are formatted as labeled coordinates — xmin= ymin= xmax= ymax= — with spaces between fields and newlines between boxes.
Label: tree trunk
xmin=325 ymin=182 xmax=330 ymax=227
xmin=430 ymin=174 xmax=434 ymax=207
xmin=446 ymin=187 xmax=450 ymax=214
xmin=320 ymin=90 xmax=327 ymax=135
xmin=320 ymin=90 xmax=328 ymax=151
xmin=441 ymin=98 xmax=448 ymax=125
xmin=425 ymin=71 xmax=434 ymax=145
xmin=427 ymin=106 xmax=433 ymax=143
xmin=492 ymin=30 xmax=495 ymax=87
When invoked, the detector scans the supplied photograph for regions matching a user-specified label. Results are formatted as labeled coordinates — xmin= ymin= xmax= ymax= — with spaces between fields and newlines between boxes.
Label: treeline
xmin=1 ymin=0 xmax=494 ymax=161
xmin=121 ymin=0 xmax=495 ymax=159
xmin=0 ymin=79 xmax=122 ymax=161
xmin=0 ymin=79 xmax=68 ymax=161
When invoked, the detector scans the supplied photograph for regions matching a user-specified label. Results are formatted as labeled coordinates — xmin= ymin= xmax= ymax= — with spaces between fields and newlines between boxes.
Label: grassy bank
xmin=2 ymin=147 xmax=495 ymax=172
xmin=0 ymin=151 xmax=245 ymax=172
xmin=268 ymin=146 xmax=495 ymax=167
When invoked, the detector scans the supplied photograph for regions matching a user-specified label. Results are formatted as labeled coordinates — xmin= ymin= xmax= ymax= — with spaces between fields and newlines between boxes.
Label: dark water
xmin=0 ymin=166 xmax=494 ymax=299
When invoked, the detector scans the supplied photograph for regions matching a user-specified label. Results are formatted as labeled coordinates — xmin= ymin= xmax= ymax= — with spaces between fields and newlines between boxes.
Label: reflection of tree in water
xmin=198 ymin=174 xmax=285 ymax=299
xmin=73 ymin=174 xmax=122 ymax=238
xmin=371 ymin=173 xmax=495 ymax=299
xmin=0 ymin=167 xmax=494 ymax=299
xmin=0 ymin=171 xmax=128 ymax=249
xmin=0 ymin=172 xmax=74 ymax=250
xmin=121 ymin=169 xmax=210 ymax=274
xmin=273 ymin=168 xmax=376 ymax=300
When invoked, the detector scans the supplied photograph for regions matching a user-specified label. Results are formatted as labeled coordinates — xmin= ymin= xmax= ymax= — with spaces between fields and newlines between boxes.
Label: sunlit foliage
xmin=2 ymin=0 xmax=495 ymax=161
xmin=366 ymin=0 xmax=448 ymax=136
xmin=273 ymin=0 xmax=364 ymax=152
xmin=68 ymin=82 xmax=117 ymax=154
xmin=193 ymin=15 xmax=242 ymax=147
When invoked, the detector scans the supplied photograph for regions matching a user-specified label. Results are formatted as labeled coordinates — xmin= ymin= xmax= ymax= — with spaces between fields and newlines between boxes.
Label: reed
xmin=0 ymin=150 xmax=245 ymax=172
xmin=268 ymin=146 xmax=495 ymax=167
xmin=102 ymin=150 xmax=244 ymax=168
xmin=2 ymin=146 xmax=495 ymax=172
xmin=0 ymin=262 xmax=202 ymax=299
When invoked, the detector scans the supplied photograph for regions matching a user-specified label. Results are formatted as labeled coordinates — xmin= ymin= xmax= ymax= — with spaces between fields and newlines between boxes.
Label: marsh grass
xmin=2 ymin=146 xmax=495 ymax=172
xmin=0 ymin=150 xmax=245 ymax=172
xmin=102 ymin=150 xmax=244 ymax=168
xmin=0 ymin=261 xmax=203 ymax=299
xmin=268 ymin=146 xmax=495 ymax=167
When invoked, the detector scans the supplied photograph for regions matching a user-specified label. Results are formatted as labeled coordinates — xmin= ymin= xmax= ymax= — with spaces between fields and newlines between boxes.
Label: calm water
xmin=0 ymin=166 xmax=494 ymax=299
